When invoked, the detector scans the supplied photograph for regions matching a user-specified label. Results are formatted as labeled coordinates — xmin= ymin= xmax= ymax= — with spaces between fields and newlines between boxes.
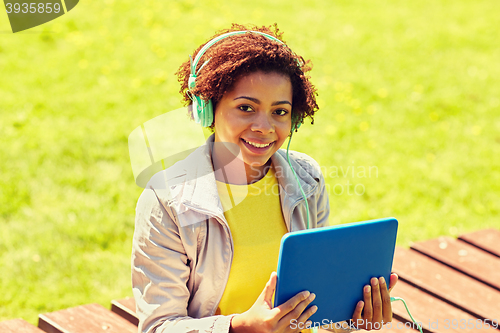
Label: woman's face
xmin=213 ymin=70 xmax=293 ymax=182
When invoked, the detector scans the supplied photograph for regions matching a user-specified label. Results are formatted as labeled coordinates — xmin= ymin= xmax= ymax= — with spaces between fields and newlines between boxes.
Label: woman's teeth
xmin=243 ymin=139 xmax=272 ymax=148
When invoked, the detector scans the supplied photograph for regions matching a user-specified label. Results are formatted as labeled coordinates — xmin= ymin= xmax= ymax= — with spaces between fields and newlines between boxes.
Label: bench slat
xmin=38 ymin=303 xmax=137 ymax=333
xmin=392 ymin=247 xmax=500 ymax=321
xmin=411 ymin=236 xmax=500 ymax=291
xmin=390 ymin=280 xmax=496 ymax=332
xmin=458 ymin=229 xmax=500 ymax=258
xmin=0 ymin=319 xmax=46 ymax=333
xmin=111 ymin=298 xmax=138 ymax=326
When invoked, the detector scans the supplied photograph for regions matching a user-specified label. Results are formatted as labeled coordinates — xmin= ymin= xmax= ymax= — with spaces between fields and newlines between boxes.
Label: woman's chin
xmin=240 ymin=157 xmax=272 ymax=169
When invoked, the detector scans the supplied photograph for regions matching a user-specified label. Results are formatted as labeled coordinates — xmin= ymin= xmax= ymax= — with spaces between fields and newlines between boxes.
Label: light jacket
xmin=132 ymin=135 xmax=330 ymax=333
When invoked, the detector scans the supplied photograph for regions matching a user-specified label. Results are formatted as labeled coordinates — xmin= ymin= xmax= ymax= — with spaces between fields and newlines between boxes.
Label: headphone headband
xmin=190 ymin=31 xmax=285 ymax=78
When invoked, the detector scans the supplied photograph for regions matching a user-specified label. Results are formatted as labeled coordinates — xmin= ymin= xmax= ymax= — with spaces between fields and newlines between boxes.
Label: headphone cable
xmin=286 ymin=130 xmax=310 ymax=230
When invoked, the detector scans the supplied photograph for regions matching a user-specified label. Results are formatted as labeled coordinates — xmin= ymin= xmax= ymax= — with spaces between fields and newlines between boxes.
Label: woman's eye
xmin=238 ymin=105 xmax=253 ymax=112
xmin=275 ymin=109 xmax=289 ymax=116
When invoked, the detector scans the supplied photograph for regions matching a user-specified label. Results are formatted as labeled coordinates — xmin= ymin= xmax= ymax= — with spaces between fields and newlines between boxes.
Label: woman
xmin=132 ymin=23 xmax=397 ymax=333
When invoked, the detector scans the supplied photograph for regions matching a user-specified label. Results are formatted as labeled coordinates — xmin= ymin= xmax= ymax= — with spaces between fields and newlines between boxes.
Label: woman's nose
xmin=251 ymin=112 xmax=274 ymax=133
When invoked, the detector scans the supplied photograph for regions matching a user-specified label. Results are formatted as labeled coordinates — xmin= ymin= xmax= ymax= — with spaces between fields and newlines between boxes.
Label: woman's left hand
xmin=351 ymin=273 xmax=398 ymax=331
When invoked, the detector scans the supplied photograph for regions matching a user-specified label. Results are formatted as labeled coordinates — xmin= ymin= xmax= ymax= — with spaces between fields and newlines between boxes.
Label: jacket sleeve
xmin=132 ymin=188 xmax=236 ymax=333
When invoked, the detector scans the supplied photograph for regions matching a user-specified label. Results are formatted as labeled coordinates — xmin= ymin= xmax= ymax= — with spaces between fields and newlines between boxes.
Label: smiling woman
xmin=131 ymin=23 xmax=396 ymax=333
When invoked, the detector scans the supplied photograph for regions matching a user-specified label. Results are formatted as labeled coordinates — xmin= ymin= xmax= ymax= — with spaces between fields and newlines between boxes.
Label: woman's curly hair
xmin=176 ymin=23 xmax=318 ymax=131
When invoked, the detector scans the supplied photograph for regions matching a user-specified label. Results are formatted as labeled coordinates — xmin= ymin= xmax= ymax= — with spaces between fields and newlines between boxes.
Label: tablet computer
xmin=274 ymin=217 xmax=398 ymax=326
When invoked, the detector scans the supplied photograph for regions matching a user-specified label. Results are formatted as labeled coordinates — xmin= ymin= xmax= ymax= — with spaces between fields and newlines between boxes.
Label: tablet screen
xmin=274 ymin=217 xmax=398 ymax=327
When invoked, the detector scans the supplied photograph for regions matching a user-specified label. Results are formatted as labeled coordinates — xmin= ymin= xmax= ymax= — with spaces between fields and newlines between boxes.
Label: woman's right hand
xmin=230 ymin=272 xmax=317 ymax=333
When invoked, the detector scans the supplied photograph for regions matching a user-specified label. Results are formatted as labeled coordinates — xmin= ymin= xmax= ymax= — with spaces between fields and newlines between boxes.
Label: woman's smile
xmin=241 ymin=138 xmax=274 ymax=148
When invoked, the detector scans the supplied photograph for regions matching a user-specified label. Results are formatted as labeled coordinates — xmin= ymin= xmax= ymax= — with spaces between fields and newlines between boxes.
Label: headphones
xmin=187 ymin=30 xmax=302 ymax=132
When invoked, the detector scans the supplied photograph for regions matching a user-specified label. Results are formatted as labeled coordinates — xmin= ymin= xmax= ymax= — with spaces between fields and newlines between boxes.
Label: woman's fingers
xmin=351 ymin=300 xmax=364 ymax=327
xmin=273 ymin=290 xmax=310 ymax=319
xmin=352 ymin=276 xmax=395 ymax=330
xmin=371 ymin=277 xmax=383 ymax=323
xmin=388 ymin=273 xmax=398 ymax=292
xmin=362 ymin=284 xmax=373 ymax=322
xmin=380 ymin=277 xmax=393 ymax=323
xmin=261 ymin=272 xmax=277 ymax=306
xmin=294 ymin=295 xmax=318 ymax=326
xmin=278 ymin=291 xmax=316 ymax=330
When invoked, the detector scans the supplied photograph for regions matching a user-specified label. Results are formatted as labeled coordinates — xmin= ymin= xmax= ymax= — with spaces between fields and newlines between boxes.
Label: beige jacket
xmin=132 ymin=136 xmax=330 ymax=333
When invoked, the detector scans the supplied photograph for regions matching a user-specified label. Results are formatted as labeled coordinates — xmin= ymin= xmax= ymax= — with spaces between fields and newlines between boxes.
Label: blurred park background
xmin=1 ymin=0 xmax=499 ymax=324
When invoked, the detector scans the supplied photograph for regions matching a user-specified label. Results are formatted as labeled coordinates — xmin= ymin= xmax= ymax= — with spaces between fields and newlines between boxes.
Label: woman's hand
xmin=230 ymin=272 xmax=318 ymax=333
xmin=351 ymin=273 xmax=398 ymax=331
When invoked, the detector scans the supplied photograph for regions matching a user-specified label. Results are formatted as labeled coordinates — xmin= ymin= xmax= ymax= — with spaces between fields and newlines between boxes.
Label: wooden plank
xmin=390 ymin=280 xmax=496 ymax=332
xmin=411 ymin=236 xmax=500 ymax=291
xmin=38 ymin=303 xmax=137 ymax=333
xmin=392 ymin=247 xmax=500 ymax=321
xmin=0 ymin=319 xmax=46 ymax=333
xmin=458 ymin=229 xmax=500 ymax=258
xmin=110 ymin=298 xmax=138 ymax=326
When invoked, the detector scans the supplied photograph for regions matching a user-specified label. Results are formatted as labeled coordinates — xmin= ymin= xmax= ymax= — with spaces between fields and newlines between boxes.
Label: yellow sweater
xmin=215 ymin=165 xmax=287 ymax=315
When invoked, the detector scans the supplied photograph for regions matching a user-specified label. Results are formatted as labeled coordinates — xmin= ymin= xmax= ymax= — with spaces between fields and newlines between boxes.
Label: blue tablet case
xmin=274 ymin=217 xmax=398 ymax=326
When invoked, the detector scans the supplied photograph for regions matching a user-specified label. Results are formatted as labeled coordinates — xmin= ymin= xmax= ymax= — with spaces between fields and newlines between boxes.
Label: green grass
xmin=1 ymin=0 xmax=499 ymax=324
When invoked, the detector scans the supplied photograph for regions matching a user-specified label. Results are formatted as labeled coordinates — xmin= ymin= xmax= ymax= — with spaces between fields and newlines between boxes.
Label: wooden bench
xmin=2 ymin=228 xmax=499 ymax=332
